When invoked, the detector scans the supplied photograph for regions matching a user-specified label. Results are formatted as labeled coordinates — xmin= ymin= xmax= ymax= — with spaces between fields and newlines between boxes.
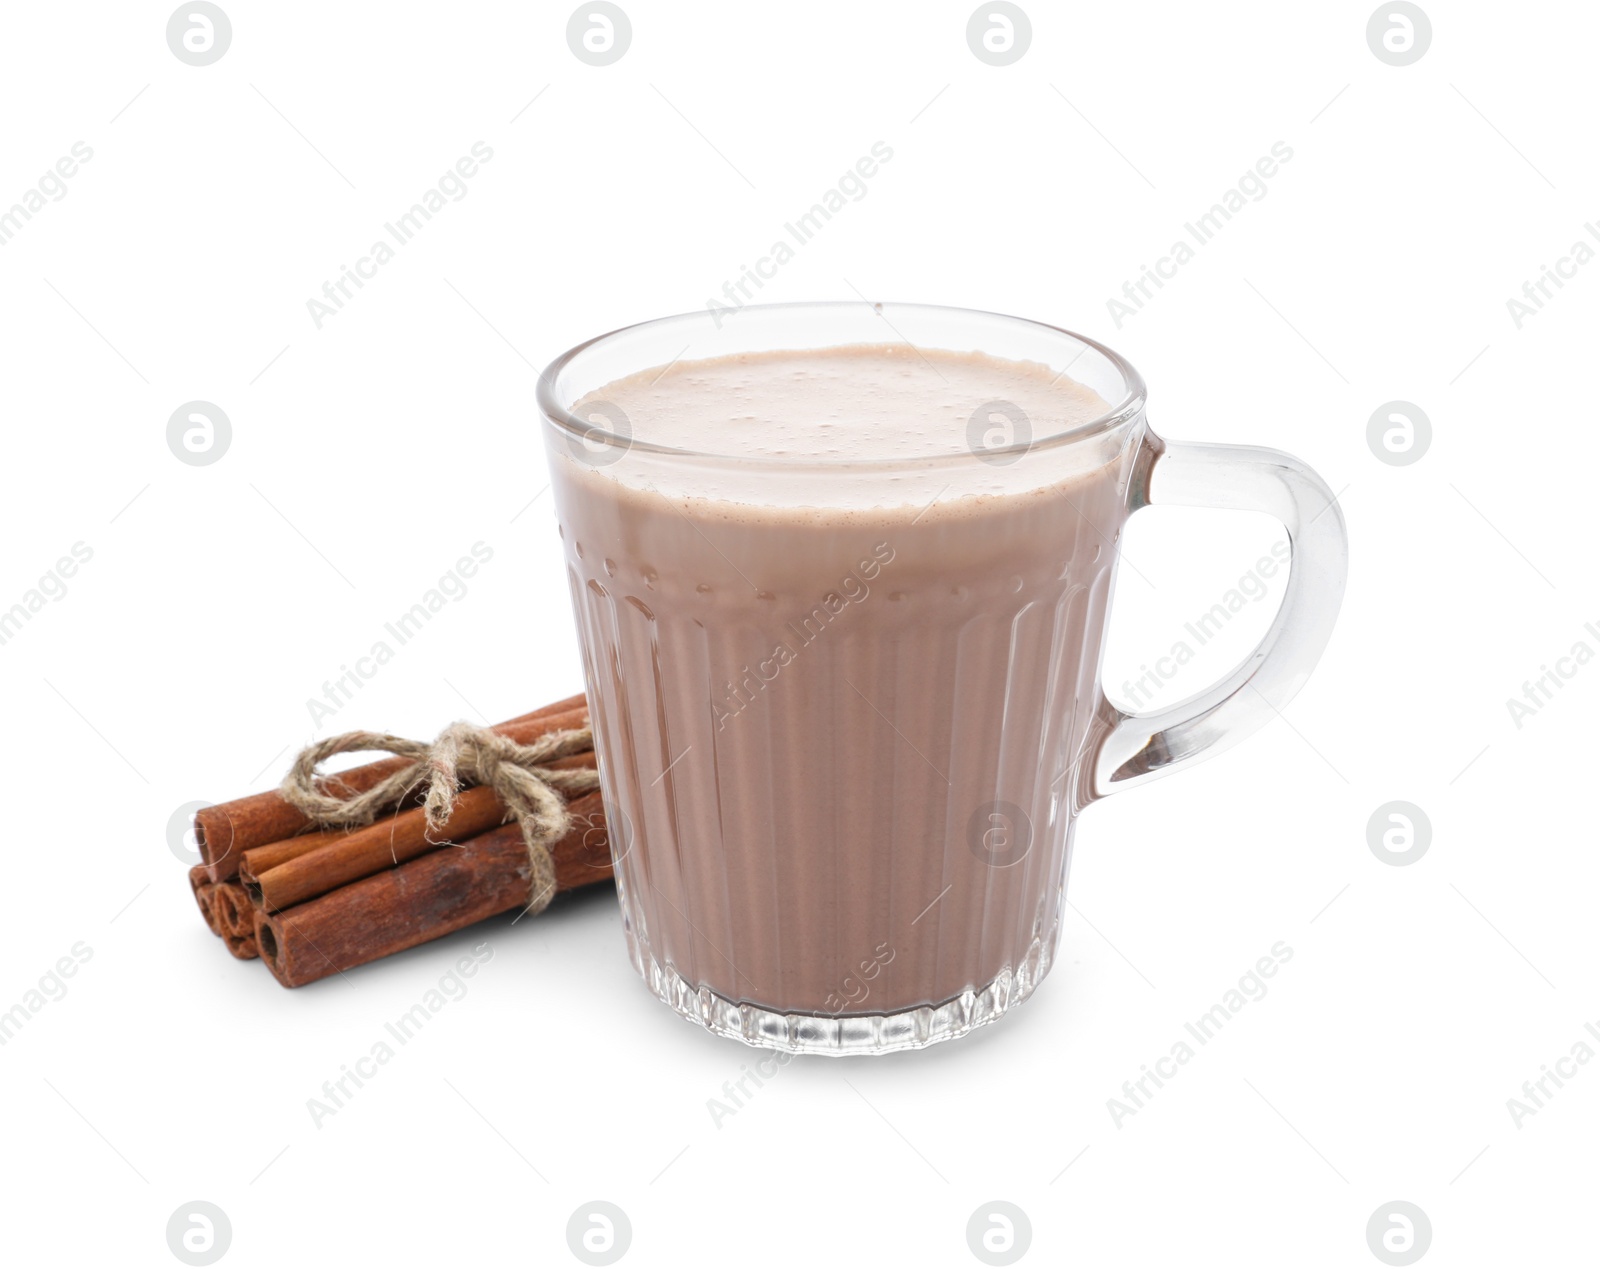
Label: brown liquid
xmin=552 ymin=345 xmax=1141 ymax=1020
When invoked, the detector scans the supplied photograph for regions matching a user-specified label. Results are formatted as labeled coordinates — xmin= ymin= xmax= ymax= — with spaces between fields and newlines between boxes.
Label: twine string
xmin=278 ymin=721 xmax=600 ymax=916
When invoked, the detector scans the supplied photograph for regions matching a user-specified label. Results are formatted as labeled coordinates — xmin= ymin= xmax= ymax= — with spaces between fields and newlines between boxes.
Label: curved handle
xmin=1089 ymin=437 xmax=1348 ymax=798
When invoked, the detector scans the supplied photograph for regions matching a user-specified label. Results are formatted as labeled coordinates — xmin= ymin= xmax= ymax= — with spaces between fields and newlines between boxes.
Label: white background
xmin=1 ymin=1 xmax=1594 ymax=1265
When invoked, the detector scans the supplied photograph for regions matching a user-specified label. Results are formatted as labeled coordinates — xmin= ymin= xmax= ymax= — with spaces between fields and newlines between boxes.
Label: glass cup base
xmin=628 ymin=926 xmax=1059 ymax=1056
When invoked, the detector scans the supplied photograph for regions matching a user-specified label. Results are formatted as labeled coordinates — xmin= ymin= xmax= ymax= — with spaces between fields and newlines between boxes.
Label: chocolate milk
xmin=551 ymin=344 xmax=1142 ymax=1036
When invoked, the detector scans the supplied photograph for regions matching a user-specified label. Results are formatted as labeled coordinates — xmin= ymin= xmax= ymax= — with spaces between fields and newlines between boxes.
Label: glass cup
xmin=538 ymin=302 xmax=1346 ymax=1055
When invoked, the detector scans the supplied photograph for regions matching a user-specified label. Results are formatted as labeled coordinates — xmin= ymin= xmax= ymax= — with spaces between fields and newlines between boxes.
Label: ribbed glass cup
xmin=540 ymin=303 xmax=1150 ymax=1054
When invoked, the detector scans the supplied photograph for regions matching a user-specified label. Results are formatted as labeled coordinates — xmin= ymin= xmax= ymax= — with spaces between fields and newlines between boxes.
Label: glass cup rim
xmin=537 ymin=300 xmax=1149 ymax=469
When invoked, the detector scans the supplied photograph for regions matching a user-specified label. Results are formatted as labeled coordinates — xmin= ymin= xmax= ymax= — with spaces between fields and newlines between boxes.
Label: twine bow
xmin=278 ymin=721 xmax=601 ymax=917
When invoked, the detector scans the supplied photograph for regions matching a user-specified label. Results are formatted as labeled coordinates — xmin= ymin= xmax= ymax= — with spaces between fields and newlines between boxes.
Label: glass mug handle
xmin=1089 ymin=437 xmax=1348 ymax=798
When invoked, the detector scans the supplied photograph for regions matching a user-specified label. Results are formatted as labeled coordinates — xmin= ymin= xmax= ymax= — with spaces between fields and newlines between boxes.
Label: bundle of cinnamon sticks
xmin=186 ymin=692 xmax=614 ymax=987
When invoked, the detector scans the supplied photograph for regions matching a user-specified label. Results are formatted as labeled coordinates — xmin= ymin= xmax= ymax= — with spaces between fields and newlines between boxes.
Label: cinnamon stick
xmin=195 ymin=696 xmax=588 ymax=882
xmin=256 ymin=793 xmax=612 ymax=987
xmin=189 ymin=865 xmax=221 ymax=936
xmin=249 ymin=785 xmax=506 ymax=912
xmin=238 ymin=751 xmax=599 ymax=896
xmin=214 ymin=880 xmax=260 ymax=960
xmin=224 ymin=931 xmax=259 ymax=960
xmin=213 ymin=882 xmax=256 ymax=940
